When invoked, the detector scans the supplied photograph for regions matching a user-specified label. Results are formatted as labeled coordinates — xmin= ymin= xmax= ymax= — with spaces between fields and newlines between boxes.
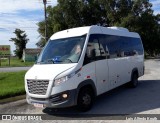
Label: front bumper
xmin=26 ymin=89 xmax=77 ymax=108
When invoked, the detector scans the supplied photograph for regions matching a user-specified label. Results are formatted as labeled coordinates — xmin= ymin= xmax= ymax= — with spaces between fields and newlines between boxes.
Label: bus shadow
xmin=43 ymin=80 xmax=160 ymax=118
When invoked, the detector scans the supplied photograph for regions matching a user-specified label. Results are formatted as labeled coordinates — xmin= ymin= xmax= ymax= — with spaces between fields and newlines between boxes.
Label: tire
xmin=129 ymin=72 xmax=138 ymax=88
xmin=77 ymin=87 xmax=94 ymax=112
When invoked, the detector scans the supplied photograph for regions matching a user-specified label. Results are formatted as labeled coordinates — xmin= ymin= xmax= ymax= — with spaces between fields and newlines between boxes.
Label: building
xmin=23 ymin=48 xmax=42 ymax=62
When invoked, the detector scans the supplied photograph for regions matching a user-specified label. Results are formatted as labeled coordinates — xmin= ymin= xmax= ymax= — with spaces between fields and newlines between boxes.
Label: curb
xmin=0 ymin=95 xmax=26 ymax=104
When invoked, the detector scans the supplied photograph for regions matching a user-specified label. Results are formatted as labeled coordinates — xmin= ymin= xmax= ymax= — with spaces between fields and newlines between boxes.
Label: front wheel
xmin=77 ymin=88 xmax=94 ymax=112
xmin=129 ymin=72 xmax=138 ymax=88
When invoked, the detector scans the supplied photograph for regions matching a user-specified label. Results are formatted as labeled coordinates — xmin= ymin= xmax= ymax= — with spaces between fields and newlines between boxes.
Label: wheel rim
xmin=82 ymin=94 xmax=91 ymax=105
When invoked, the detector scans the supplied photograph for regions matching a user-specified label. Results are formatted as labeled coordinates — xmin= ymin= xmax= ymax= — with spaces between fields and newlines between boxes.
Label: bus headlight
xmin=54 ymin=76 xmax=69 ymax=85
xmin=54 ymin=68 xmax=81 ymax=86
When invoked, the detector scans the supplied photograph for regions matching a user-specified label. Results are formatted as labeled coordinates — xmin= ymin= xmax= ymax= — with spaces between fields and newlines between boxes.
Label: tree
xmin=37 ymin=0 xmax=106 ymax=47
xmin=37 ymin=0 xmax=160 ymax=56
xmin=116 ymin=0 xmax=160 ymax=56
xmin=10 ymin=29 xmax=29 ymax=59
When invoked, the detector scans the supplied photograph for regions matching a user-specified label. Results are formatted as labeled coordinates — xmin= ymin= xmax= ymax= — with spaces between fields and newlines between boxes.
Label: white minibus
xmin=25 ymin=26 xmax=144 ymax=111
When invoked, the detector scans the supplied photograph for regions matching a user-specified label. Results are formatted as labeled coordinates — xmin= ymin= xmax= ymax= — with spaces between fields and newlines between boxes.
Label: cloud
xmin=0 ymin=0 xmax=57 ymax=55
xmin=154 ymin=10 xmax=160 ymax=15
xmin=151 ymin=0 xmax=160 ymax=6
xmin=0 ymin=0 xmax=57 ymax=13
xmin=0 ymin=14 xmax=38 ymax=29
xmin=150 ymin=0 xmax=160 ymax=15
xmin=0 ymin=13 xmax=39 ymax=54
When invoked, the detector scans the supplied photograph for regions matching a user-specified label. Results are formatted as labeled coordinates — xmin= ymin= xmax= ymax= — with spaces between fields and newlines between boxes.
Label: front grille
xmin=27 ymin=79 xmax=49 ymax=95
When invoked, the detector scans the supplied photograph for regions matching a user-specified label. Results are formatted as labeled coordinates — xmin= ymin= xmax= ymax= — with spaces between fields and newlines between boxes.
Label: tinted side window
xmin=130 ymin=38 xmax=143 ymax=55
xmin=121 ymin=37 xmax=134 ymax=57
xmin=83 ymin=34 xmax=107 ymax=65
xmin=120 ymin=37 xmax=143 ymax=56
xmin=104 ymin=35 xmax=143 ymax=58
xmin=102 ymin=35 xmax=122 ymax=58
xmin=83 ymin=34 xmax=143 ymax=65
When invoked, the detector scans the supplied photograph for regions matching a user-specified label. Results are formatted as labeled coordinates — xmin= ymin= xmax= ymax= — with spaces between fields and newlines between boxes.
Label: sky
xmin=0 ymin=0 xmax=57 ymax=54
xmin=0 ymin=0 xmax=159 ymax=55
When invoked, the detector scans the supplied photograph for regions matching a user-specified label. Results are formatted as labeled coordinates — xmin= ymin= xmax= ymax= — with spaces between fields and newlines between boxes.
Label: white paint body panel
xmin=25 ymin=64 xmax=77 ymax=98
xmin=25 ymin=25 xmax=144 ymax=101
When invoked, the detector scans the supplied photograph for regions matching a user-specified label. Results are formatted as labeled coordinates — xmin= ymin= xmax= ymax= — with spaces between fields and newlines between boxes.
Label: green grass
xmin=0 ymin=71 xmax=26 ymax=99
xmin=0 ymin=57 xmax=34 ymax=67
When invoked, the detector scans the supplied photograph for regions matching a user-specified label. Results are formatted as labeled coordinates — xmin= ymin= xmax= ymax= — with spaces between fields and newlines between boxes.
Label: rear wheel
xmin=129 ymin=72 xmax=138 ymax=88
xmin=77 ymin=87 xmax=94 ymax=112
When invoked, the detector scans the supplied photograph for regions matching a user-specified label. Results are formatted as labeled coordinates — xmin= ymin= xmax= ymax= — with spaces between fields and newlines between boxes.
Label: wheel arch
xmin=74 ymin=79 xmax=97 ymax=105
xmin=131 ymin=68 xmax=139 ymax=80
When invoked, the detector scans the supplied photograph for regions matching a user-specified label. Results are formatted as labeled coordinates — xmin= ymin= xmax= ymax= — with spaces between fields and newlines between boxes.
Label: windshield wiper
xmin=36 ymin=59 xmax=64 ymax=64
xmin=66 ymin=58 xmax=73 ymax=63
xmin=47 ymin=59 xmax=55 ymax=64
xmin=36 ymin=61 xmax=45 ymax=64
xmin=47 ymin=59 xmax=63 ymax=64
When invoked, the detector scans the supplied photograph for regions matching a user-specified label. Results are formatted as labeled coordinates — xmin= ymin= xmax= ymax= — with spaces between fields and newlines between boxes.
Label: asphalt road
xmin=0 ymin=59 xmax=160 ymax=123
xmin=0 ymin=67 xmax=31 ymax=72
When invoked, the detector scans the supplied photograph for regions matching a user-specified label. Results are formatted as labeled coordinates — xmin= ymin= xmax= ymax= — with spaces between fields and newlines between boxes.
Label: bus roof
xmin=50 ymin=26 xmax=140 ymax=40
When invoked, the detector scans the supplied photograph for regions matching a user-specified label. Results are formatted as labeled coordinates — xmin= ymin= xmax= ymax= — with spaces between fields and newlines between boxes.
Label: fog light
xmin=62 ymin=94 xmax=68 ymax=99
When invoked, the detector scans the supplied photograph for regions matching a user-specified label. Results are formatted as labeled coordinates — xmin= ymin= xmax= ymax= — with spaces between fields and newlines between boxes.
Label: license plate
xmin=33 ymin=103 xmax=44 ymax=108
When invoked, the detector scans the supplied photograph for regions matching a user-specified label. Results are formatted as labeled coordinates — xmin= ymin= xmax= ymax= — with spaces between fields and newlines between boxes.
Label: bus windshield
xmin=37 ymin=35 xmax=86 ymax=64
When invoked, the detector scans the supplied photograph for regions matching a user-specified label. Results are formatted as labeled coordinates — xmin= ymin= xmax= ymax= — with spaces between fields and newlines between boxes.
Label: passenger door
xmin=105 ymin=35 xmax=129 ymax=89
xmin=86 ymin=34 xmax=110 ymax=95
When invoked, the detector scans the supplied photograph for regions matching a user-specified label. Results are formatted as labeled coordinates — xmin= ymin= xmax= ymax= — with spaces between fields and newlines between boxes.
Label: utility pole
xmin=43 ymin=0 xmax=47 ymax=42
